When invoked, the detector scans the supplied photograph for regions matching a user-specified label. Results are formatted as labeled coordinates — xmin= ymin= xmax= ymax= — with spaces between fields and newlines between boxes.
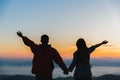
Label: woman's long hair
xmin=76 ymin=38 xmax=87 ymax=50
xmin=76 ymin=38 xmax=89 ymax=62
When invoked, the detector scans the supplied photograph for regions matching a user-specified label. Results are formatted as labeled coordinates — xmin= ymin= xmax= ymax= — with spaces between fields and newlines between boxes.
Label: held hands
xmin=17 ymin=31 xmax=23 ymax=38
xmin=101 ymin=40 xmax=108 ymax=44
xmin=63 ymin=69 xmax=69 ymax=75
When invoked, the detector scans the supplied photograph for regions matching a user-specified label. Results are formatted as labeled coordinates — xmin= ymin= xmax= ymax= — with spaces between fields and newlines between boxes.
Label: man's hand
xmin=17 ymin=31 xmax=23 ymax=38
xmin=102 ymin=40 xmax=108 ymax=44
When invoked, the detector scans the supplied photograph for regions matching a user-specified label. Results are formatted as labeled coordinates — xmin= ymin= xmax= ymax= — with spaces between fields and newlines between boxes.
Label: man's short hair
xmin=41 ymin=34 xmax=49 ymax=44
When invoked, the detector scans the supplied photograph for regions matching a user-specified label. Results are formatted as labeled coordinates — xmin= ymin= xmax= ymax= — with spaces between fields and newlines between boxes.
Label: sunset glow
xmin=1 ymin=0 xmax=120 ymax=60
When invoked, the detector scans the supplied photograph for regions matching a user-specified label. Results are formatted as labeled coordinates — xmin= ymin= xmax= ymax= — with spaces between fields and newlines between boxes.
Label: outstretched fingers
xmin=17 ymin=31 xmax=23 ymax=37
xmin=102 ymin=40 xmax=108 ymax=44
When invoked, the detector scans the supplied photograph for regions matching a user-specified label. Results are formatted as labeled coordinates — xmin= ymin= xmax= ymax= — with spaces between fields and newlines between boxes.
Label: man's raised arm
xmin=17 ymin=31 xmax=34 ymax=46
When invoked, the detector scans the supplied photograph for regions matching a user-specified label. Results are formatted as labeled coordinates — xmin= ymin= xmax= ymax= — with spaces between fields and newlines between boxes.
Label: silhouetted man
xmin=17 ymin=31 xmax=68 ymax=80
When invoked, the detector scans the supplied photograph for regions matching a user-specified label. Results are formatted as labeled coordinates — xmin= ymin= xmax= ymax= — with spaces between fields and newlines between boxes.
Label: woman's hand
xmin=102 ymin=40 xmax=108 ymax=44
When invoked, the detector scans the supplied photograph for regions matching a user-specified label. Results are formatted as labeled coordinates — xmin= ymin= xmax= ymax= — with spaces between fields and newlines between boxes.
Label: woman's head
xmin=76 ymin=38 xmax=87 ymax=49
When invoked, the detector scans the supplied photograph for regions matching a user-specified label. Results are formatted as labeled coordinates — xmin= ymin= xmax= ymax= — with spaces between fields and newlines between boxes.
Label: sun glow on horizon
xmin=1 ymin=0 xmax=120 ymax=60
xmin=1 ymin=41 xmax=120 ymax=60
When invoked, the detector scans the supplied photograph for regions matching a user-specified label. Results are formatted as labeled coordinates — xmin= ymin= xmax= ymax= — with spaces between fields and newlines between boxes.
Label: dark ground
xmin=0 ymin=74 xmax=120 ymax=80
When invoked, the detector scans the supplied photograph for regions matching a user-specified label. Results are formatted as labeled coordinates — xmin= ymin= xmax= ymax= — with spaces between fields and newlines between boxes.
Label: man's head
xmin=41 ymin=34 xmax=49 ymax=44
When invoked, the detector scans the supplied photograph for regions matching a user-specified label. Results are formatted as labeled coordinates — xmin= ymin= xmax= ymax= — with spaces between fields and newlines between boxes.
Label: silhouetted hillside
xmin=0 ymin=74 xmax=120 ymax=80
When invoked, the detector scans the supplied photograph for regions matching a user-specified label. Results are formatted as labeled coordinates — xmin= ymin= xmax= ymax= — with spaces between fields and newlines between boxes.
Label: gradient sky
xmin=0 ymin=0 xmax=120 ymax=59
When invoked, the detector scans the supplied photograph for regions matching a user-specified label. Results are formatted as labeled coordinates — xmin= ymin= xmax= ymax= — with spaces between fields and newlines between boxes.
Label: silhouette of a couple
xmin=17 ymin=31 xmax=108 ymax=80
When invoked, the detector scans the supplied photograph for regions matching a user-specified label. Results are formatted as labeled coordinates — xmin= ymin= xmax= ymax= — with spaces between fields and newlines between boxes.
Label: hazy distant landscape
xmin=0 ymin=58 xmax=120 ymax=67
xmin=1 ymin=58 xmax=120 ymax=79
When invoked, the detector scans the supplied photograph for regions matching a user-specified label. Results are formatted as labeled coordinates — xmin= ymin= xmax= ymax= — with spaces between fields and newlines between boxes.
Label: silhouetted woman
xmin=69 ymin=38 xmax=108 ymax=80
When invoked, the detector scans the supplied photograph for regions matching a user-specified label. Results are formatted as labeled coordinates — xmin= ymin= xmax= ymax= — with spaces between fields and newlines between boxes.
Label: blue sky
xmin=1 ymin=0 xmax=120 ymax=59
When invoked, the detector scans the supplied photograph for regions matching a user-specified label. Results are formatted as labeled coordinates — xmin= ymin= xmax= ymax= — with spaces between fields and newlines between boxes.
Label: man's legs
xmin=36 ymin=74 xmax=52 ymax=80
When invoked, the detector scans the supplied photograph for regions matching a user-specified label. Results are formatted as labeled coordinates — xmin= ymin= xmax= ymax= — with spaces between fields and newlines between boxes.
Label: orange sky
xmin=1 ymin=0 xmax=120 ymax=60
xmin=0 ymin=40 xmax=120 ymax=59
